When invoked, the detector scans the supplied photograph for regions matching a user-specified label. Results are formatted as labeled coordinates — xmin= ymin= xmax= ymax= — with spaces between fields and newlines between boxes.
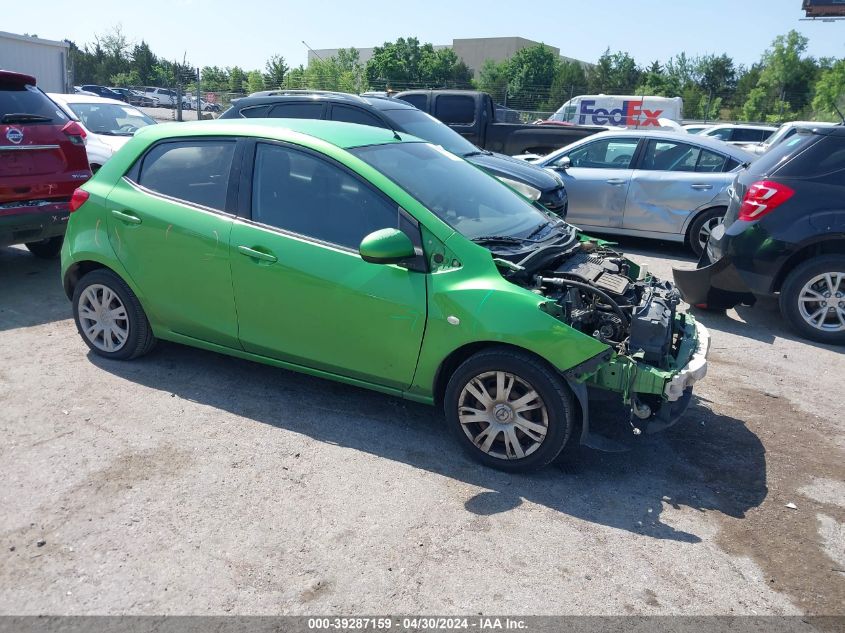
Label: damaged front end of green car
xmin=494 ymin=236 xmax=710 ymax=450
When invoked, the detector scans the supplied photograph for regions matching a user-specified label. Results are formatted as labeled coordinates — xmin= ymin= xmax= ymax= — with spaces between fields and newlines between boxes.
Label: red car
xmin=1 ymin=70 xmax=91 ymax=257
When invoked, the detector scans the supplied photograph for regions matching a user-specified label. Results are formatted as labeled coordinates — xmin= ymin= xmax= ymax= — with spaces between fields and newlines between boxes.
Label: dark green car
xmin=61 ymin=119 xmax=709 ymax=471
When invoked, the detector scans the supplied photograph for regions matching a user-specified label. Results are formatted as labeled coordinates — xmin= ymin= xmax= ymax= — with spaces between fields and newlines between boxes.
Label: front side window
xmin=434 ymin=96 xmax=475 ymax=125
xmin=734 ymin=128 xmax=772 ymax=143
xmin=251 ymin=143 xmax=399 ymax=249
xmin=397 ymin=94 xmax=427 ymax=110
xmin=135 ymin=140 xmax=235 ymax=210
xmin=351 ymin=142 xmax=552 ymax=241
xmin=706 ymin=128 xmax=733 ymax=141
xmin=562 ymin=138 xmax=640 ymax=169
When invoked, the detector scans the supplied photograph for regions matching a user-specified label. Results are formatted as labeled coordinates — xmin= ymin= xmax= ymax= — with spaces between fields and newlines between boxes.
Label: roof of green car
xmin=135 ymin=118 xmax=421 ymax=149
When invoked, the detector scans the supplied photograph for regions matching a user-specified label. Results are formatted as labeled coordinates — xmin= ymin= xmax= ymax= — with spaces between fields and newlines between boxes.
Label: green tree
xmin=587 ymin=49 xmax=641 ymax=94
xmin=475 ymin=59 xmax=509 ymax=104
xmin=201 ymin=66 xmax=230 ymax=92
xmin=284 ymin=65 xmax=306 ymax=89
xmin=812 ymin=59 xmax=845 ymax=121
xmin=542 ymin=60 xmax=588 ymax=111
xmin=365 ymin=37 xmax=472 ymax=90
xmin=264 ymin=54 xmax=288 ymax=89
xmin=130 ymin=41 xmax=157 ymax=86
xmin=506 ymin=43 xmax=559 ymax=110
xmin=228 ymin=66 xmax=246 ymax=93
xmin=247 ymin=70 xmax=265 ymax=94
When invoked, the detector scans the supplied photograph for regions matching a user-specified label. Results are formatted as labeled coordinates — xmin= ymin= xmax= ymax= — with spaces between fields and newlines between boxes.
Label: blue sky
xmin=4 ymin=0 xmax=843 ymax=71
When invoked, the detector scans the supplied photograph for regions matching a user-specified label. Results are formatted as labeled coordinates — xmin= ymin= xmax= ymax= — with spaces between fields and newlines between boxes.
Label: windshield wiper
xmin=463 ymin=150 xmax=492 ymax=158
xmin=526 ymin=221 xmax=552 ymax=240
xmin=471 ymin=235 xmax=526 ymax=245
xmin=1 ymin=113 xmax=52 ymax=124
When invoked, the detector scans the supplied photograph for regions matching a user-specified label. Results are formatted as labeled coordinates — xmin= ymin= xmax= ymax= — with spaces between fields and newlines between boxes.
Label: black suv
xmin=220 ymin=91 xmax=568 ymax=215
xmin=674 ymin=125 xmax=845 ymax=344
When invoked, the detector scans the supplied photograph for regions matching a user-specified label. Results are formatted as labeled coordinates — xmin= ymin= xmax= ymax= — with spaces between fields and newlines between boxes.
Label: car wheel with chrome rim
xmin=780 ymin=255 xmax=845 ymax=345
xmin=444 ymin=348 xmax=576 ymax=472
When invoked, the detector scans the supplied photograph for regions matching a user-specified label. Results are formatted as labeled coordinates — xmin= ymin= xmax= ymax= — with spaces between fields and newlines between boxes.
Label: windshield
xmin=351 ymin=142 xmax=553 ymax=241
xmin=68 ymin=102 xmax=156 ymax=136
xmin=382 ymin=108 xmax=478 ymax=156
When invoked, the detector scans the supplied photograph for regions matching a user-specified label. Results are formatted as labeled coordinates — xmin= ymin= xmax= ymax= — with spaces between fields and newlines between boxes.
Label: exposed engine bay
xmin=494 ymin=237 xmax=682 ymax=366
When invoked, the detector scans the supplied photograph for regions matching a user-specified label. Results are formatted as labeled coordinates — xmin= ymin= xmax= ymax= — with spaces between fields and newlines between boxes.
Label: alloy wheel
xmin=457 ymin=371 xmax=549 ymax=460
xmin=77 ymin=284 xmax=130 ymax=352
xmin=797 ymin=272 xmax=845 ymax=332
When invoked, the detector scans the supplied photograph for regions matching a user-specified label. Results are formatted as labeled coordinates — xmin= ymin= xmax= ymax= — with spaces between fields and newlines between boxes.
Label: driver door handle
xmin=237 ymin=245 xmax=277 ymax=263
xmin=606 ymin=178 xmax=627 ymax=185
xmin=691 ymin=183 xmax=713 ymax=190
xmin=111 ymin=209 xmax=142 ymax=225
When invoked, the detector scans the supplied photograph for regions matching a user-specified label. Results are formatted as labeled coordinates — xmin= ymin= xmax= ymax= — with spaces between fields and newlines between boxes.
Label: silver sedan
xmin=535 ymin=130 xmax=755 ymax=255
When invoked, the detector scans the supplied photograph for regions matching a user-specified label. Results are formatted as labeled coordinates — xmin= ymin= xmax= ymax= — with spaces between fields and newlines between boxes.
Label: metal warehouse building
xmin=0 ymin=31 xmax=70 ymax=92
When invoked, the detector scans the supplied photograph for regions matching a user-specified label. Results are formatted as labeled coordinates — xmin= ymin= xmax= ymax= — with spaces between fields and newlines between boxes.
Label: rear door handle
xmin=237 ymin=245 xmax=277 ymax=263
xmin=691 ymin=184 xmax=713 ymax=190
xmin=606 ymin=178 xmax=627 ymax=185
xmin=111 ymin=209 xmax=142 ymax=225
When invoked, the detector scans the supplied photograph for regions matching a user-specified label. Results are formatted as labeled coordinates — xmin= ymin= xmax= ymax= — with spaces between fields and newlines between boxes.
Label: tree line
xmin=67 ymin=27 xmax=844 ymax=122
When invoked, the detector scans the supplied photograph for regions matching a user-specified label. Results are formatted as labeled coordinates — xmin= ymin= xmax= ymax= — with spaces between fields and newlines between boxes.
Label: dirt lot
xmin=1 ymin=238 xmax=843 ymax=615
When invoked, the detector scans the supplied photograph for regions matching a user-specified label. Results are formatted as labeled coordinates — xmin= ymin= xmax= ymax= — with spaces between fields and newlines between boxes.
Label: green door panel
xmin=106 ymin=179 xmax=239 ymax=347
xmin=229 ymin=222 xmax=427 ymax=389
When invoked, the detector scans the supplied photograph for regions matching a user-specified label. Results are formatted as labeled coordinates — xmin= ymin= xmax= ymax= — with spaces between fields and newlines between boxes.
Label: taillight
xmin=61 ymin=121 xmax=87 ymax=146
xmin=69 ymin=189 xmax=90 ymax=213
xmin=738 ymin=180 xmax=794 ymax=222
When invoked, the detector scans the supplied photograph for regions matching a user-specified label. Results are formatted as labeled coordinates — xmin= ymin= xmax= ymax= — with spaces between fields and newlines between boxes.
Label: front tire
xmin=780 ymin=255 xmax=845 ymax=345
xmin=25 ymin=236 xmax=63 ymax=259
xmin=72 ymin=269 xmax=157 ymax=360
xmin=688 ymin=207 xmax=726 ymax=258
xmin=444 ymin=348 xmax=576 ymax=472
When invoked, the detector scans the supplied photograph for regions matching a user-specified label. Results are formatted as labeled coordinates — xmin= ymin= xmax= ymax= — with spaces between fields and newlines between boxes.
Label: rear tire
xmin=688 ymin=207 xmax=726 ymax=258
xmin=779 ymin=255 xmax=845 ymax=345
xmin=72 ymin=269 xmax=157 ymax=360
xmin=444 ymin=348 xmax=576 ymax=472
xmin=25 ymin=236 xmax=63 ymax=259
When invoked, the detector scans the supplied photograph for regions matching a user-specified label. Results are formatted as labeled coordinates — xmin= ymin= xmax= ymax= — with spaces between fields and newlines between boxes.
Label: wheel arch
xmin=432 ymin=341 xmax=569 ymax=408
xmin=772 ymin=238 xmax=845 ymax=294
xmin=63 ymin=259 xmax=115 ymax=300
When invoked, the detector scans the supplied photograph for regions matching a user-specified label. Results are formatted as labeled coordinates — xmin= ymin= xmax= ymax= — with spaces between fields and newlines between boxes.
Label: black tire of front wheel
xmin=444 ymin=347 xmax=576 ymax=472
xmin=25 ymin=236 xmax=63 ymax=259
xmin=72 ymin=269 xmax=157 ymax=360
xmin=779 ymin=255 xmax=845 ymax=345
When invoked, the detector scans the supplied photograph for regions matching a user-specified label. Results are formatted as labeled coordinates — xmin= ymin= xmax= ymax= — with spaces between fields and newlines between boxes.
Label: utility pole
xmin=196 ymin=67 xmax=201 ymax=120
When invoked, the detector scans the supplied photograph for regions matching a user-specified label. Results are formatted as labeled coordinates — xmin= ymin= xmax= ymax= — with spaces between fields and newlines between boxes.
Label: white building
xmin=0 ymin=31 xmax=70 ymax=92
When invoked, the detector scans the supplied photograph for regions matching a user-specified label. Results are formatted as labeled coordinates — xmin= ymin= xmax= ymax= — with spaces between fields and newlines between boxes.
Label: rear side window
xmin=434 ymin=96 xmax=475 ymax=125
xmin=0 ymin=84 xmax=67 ymax=123
xmin=135 ymin=140 xmax=236 ymax=210
xmin=268 ymin=102 xmax=323 ymax=119
xmin=330 ymin=105 xmax=387 ymax=128
xmin=775 ymin=135 xmax=845 ymax=183
xmin=696 ymin=148 xmax=729 ymax=172
xmin=641 ymin=140 xmax=700 ymax=171
xmin=398 ymin=94 xmax=427 ymax=110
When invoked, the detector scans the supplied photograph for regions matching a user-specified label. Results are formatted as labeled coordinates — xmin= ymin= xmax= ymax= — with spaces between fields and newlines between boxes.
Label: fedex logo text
xmin=578 ymin=100 xmax=663 ymax=127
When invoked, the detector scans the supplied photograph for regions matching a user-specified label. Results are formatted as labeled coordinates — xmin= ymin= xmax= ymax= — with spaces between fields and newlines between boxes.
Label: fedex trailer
xmin=548 ymin=95 xmax=684 ymax=128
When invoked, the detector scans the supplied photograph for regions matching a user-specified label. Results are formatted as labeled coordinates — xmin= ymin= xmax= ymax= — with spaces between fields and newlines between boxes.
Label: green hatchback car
xmin=61 ymin=119 xmax=709 ymax=471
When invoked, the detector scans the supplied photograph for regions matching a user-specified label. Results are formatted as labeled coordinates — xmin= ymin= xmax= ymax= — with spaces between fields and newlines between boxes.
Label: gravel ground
xmin=0 ymin=237 xmax=843 ymax=616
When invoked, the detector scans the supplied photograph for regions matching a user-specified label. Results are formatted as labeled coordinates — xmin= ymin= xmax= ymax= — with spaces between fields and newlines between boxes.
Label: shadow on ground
xmin=0 ymin=246 xmax=67 ymax=331
xmin=91 ymin=341 xmax=768 ymax=544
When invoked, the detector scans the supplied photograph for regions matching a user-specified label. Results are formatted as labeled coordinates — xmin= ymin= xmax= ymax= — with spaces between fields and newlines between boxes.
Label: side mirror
xmin=359 ymin=228 xmax=415 ymax=265
xmin=556 ymin=156 xmax=572 ymax=170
